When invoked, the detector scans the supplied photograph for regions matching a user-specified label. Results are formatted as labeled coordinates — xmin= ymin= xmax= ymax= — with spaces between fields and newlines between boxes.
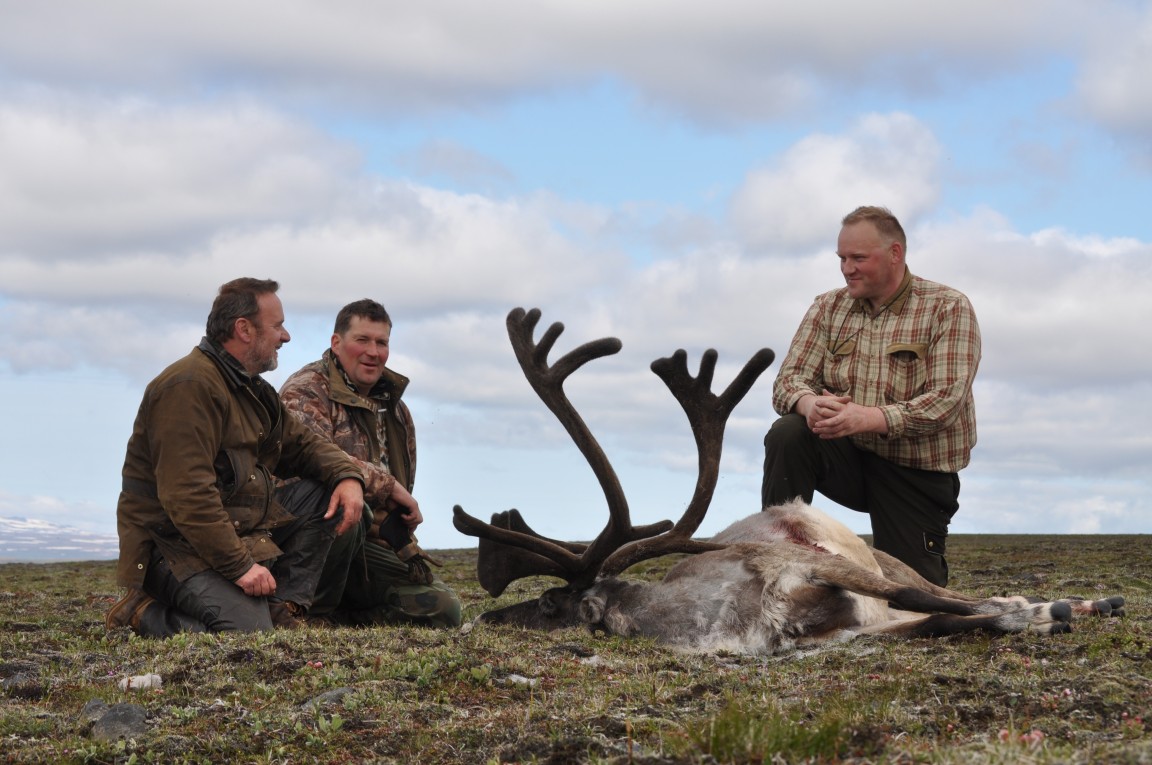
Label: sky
xmin=1 ymin=1 xmax=1151 ymax=562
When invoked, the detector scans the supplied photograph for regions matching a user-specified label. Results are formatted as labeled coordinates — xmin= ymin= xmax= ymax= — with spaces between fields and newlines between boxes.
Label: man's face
xmin=245 ymin=292 xmax=290 ymax=375
xmin=331 ymin=316 xmax=391 ymax=395
xmin=836 ymin=221 xmax=903 ymax=307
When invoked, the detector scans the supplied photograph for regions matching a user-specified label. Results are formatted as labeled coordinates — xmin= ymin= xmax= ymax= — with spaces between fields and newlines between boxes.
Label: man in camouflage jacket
xmin=276 ymin=298 xmax=461 ymax=627
xmin=109 ymin=278 xmax=365 ymax=636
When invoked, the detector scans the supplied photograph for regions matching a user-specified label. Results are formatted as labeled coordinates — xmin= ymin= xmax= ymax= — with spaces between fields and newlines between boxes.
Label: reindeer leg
xmin=859 ymin=601 xmax=1074 ymax=638
xmin=791 ymin=550 xmax=1082 ymax=638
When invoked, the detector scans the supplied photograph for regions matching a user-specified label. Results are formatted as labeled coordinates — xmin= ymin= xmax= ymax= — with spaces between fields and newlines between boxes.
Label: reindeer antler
xmin=453 ymin=307 xmax=774 ymax=594
xmin=598 ymin=346 xmax=776 ymax=576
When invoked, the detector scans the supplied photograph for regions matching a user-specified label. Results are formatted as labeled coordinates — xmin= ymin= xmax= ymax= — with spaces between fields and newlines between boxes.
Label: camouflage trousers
xmin=337 ymin=533 xmax=462 ymax=629
xmin=279 ymin=480 xmax=462 ymax=629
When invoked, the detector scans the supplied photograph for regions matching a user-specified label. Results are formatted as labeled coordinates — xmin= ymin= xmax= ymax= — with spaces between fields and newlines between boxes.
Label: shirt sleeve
xmin=772 ymin=297 xmax=828 ymax=416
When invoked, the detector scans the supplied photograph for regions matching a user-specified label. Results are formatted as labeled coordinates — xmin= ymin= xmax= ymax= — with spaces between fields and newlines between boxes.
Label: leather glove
xmin=372 ymin=507 xmax=443 ymax=585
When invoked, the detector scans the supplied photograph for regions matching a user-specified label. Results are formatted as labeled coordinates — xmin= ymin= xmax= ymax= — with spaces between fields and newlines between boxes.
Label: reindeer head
xmin=452 ymin=307 xmax=775 ymax=631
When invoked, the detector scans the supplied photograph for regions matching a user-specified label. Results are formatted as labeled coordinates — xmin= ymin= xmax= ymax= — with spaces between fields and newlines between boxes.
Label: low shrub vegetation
xmin=1 ymin=534 xmax=1149 ymax=763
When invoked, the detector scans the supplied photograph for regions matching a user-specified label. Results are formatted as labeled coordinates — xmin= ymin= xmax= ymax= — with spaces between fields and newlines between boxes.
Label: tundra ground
xmin=1 ymin=534 xmax=1149 ymax=764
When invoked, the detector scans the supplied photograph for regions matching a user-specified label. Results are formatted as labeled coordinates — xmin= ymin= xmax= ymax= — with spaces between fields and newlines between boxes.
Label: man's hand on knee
xmin=327 ymin=478 xmax=365 ymax=535
xmin=235 ymin=564 xmax=277 ymax=597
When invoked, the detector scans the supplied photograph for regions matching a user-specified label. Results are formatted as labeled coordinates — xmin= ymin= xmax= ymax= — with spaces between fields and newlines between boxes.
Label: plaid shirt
xmin=772 ymin=269 xmax=980 ymax=473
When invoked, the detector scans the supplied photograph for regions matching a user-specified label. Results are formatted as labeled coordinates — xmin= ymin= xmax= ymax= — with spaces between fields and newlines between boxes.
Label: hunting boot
xmin=105 ymin=588 xmax=156 ymax=632
xmin=268 ymin=599 xmax=305 ymax=629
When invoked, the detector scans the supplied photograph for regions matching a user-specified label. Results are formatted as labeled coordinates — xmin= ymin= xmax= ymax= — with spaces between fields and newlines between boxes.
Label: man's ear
xmin=330 ymin=333 xmax=341 ymax=352
xmin=234 ymin=317 xmax=253 ymax=343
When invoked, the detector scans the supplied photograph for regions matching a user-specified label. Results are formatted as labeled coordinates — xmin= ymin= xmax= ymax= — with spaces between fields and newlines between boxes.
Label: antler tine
xmin=598 ymin=347 xmax=776 ymax=577
xmin=453 ymin=505 xmax=589 ymax=595
xmin=458 ymin=308 xmax=676 ymax=594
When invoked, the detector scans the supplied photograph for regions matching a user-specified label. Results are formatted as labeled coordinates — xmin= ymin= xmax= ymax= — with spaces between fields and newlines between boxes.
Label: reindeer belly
xmin=767 ymin=579 xmax=865 ymax=639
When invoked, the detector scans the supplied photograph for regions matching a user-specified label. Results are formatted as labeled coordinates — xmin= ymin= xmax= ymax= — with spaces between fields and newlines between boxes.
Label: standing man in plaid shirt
xmin=762 ymin=206 xmax=981 ymax=585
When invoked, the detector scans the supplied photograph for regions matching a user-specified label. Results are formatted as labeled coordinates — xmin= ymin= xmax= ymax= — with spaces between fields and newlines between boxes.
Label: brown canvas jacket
xmin=116 ymin=339 xmax=364 ymax=588
xmin=278 ymin=350 xmax=416 ymax=509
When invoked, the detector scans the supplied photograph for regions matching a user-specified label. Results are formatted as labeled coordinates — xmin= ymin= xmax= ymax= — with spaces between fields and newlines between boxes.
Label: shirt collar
xmin=854 ymin=268 xmax=913 ymax=317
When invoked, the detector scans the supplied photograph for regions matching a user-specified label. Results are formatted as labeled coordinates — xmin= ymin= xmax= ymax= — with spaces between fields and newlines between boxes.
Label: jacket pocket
xmin=213 ymin=448 xmax=246 ymax=501
xmin=215 ymin=449 xmax=270 ymax=532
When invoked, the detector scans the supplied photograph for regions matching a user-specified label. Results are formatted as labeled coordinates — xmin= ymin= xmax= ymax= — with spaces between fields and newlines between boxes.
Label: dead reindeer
xmin=453 ymin=308 xmax=1124 ymax=655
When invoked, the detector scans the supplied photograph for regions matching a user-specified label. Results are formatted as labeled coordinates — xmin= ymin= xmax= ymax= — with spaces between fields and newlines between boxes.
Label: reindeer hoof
xmin=1050 ymin=621 xmax=1073 ymax=635
xmin=1103 ymin=595 xmax=1126 ymax=617
xmin=1063 ymin=595 xmax=1126 ymax=618
xmin=1049 ymin=601 xmax=1073 ymax=624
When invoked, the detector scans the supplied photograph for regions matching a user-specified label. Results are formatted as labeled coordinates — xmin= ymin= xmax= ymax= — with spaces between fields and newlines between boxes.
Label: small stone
xmin=118 ymin=673 xmax=162 ymax=691
xmin=91 ymin=703 xmax=148 ymax=742
xmin=301 ymin=686 xmax=354 ymax=711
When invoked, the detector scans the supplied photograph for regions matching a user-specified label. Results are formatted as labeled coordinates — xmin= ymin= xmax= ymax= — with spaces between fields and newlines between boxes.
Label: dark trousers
xmin=277 ymin=478 xmax=352 ymax=616
xmin=298 ymin=487 xmax=462 ymax=628
xmin=137 ymin=482 xmax=338 ymax=637
xmin=761 ymin=413 xmax=959 ymax=586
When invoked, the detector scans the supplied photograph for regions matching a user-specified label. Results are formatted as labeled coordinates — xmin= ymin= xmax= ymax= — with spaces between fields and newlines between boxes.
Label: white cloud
xmin=1075 ymin=3 xmax=1152 ymax=140
xmin=0 ymin=92 xmax=362 ymax=261
xmin=729 ymin=113 xmax=941 ymax=254
xmin=0 ymin=1 xmax=1115 ymax=124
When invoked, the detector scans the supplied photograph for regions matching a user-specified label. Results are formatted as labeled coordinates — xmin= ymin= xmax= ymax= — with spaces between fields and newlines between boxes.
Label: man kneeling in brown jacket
xmin=107 ymin=278 xmax=365 ymax=636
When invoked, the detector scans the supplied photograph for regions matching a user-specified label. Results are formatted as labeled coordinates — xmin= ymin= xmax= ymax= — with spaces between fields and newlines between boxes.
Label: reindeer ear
xmin=578 ymin=593 xmax=605 ymax=624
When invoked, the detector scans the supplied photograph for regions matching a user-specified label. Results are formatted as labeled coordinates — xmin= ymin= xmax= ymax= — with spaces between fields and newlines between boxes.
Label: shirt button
xmin=137 ymin=563 xmax=144 ymax=570
xmin=234 ymin=521 xmax=241 ymax=527
xmin=249 ymin=474 xmax=257 ymax=482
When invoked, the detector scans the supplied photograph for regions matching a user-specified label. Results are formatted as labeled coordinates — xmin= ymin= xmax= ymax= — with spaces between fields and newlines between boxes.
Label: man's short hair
xmin=206 ymin=278 xmax=279 ymax=344
xmin=842 ymin=206 xmax=907 ymax=253
xmin=334 ymin=299 xmax=392 ymax=336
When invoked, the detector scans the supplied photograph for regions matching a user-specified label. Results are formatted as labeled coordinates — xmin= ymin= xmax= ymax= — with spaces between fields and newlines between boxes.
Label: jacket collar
xmin=321 ymin=348 xmax=409 ymax=409
xmin=198 ymin=337 xmax=259 ymax=389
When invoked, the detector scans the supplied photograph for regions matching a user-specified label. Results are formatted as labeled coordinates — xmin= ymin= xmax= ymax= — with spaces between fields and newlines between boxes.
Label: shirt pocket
xmin=883 ymin=342 xmax=928 ymax=402
xmin=825 ymin=339 xmax=856 ymax=393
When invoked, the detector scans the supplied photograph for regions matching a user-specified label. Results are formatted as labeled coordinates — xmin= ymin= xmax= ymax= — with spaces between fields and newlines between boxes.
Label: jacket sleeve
xmin=276 ymin=401 xmax=365 ymax=490
xmin=279 ymin=368 xmax=397 ymax=504
xmin=147 ymin=377 xmax=256 ymax=582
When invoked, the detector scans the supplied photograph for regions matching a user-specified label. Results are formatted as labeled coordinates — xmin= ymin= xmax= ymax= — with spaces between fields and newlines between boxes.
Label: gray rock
xmin=1 ymin=672 xmax=46 ymax=700
xmin=91 ymin=702 xmax=149 ymax=742
xmin=301 ymin=686 xmax=355 ymax=711
xmin=81 ymin=698 xmax=110 ymax=723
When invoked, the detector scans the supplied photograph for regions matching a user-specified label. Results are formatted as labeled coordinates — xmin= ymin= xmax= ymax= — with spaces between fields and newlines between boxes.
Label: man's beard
xmin=246 ymin=344 xmax=278 ymax=375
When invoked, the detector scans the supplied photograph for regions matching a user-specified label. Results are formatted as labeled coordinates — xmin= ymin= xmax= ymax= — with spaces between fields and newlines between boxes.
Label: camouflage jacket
xmin=116 ymin=339 xmax=364 ymax=588
xmin=278 ymin=350 xmax=416 ymax=509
